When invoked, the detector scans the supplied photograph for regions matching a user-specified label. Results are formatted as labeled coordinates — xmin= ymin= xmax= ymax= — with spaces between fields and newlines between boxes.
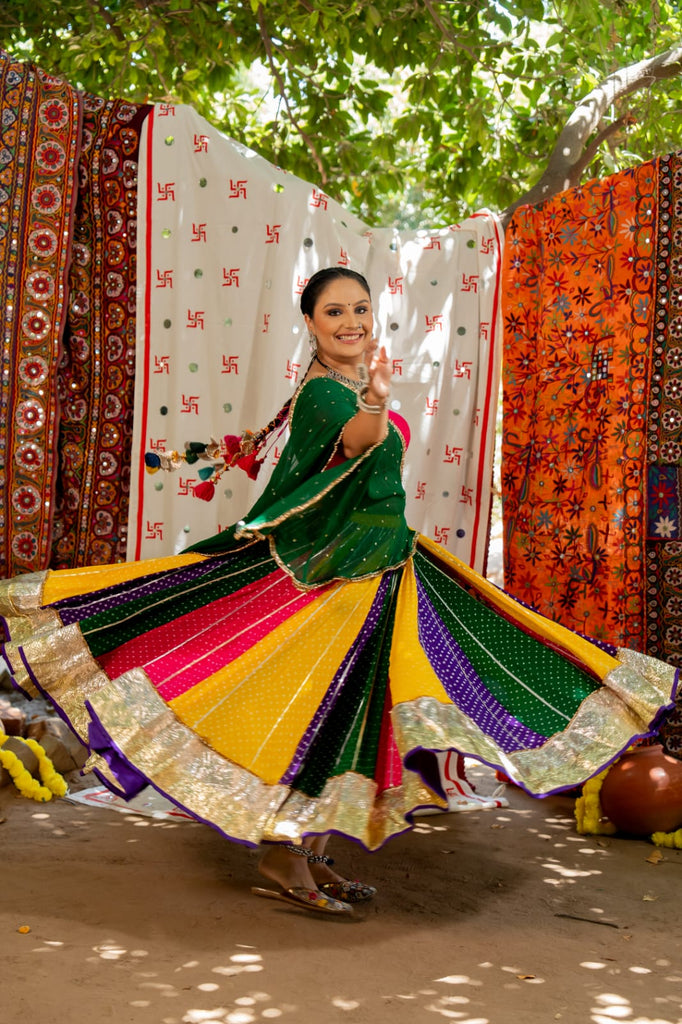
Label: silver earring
xmin=308 ymin=332 xmax=317 ymax=354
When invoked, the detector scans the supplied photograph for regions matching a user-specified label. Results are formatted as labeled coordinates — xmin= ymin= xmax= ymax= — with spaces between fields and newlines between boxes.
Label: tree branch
xmin=420 ymin=0 xmax=508 ymax=63
xmin=571 ymin=113 xmax=636 ymax=180
xmin=500 ymin=42 xmax=682 ymax=227
xmin=88 ymin=0 xmax=126 ymax=44
xmin=421 ymin=0 xmax=454 ymax=51
xmin=256 ymin=3 xmax=327 ymax=184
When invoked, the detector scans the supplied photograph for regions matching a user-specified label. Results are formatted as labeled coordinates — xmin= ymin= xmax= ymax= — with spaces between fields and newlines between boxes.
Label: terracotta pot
xmin=600 ymin=744 xmax=682 ymax=836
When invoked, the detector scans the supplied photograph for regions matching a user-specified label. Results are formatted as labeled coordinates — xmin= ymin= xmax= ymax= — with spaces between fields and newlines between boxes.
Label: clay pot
xmin=600 ymin=744 xmax=682 ymax=836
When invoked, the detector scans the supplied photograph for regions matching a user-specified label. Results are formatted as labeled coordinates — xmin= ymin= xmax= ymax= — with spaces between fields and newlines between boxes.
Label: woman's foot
xmin=258 ymin=843 xmax=317 ymax=891
xmin=255 ymin=844 xmax=353 ymax=915
xmin=306 ymin=851 xmax=376 ymax=903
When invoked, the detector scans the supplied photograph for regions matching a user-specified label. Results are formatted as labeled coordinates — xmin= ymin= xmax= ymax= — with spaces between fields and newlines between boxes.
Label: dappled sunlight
xmin=25 ymin=803 xmax=201 ymax=860
xmin=589 ymin=982 xmax=682 ymax=1024
xmin=411 ymin=819 xmax=452 ymax=835
xmin=379 ymin=954 xmax=682 ymax=1022
xmin=5 ymin=770 xmax=682 ymax=1024
xmin=579 ymin=956 xmax=682 ymax=1023
xmin=448 ymin=796 xmax=622 ymax=888
xmin=541 ymin=857 xmax=603 ymax=883
xmin=403 ymin=782 xmax=624 ymax=896
xmin=90 ymin=941 xmax=149 ymax=962
xmin=382 ymin=956 xmax=682 ymax=1024
xmin=398 ymin=973 xmax=488 ymax=1024
xmin=19 ymin=938 xmax=293 ymax=1021
xmin=7 ymin=838 xmax=682 ymax=1024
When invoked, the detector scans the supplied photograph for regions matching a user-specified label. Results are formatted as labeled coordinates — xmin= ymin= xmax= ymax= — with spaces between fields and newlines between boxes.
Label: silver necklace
xmin=315 ymin=355 xmax=361 ymax=391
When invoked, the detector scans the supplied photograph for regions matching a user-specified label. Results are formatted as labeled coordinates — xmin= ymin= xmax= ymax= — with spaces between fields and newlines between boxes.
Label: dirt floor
xmin=2 ymin=757 xmax=682 ymax=1024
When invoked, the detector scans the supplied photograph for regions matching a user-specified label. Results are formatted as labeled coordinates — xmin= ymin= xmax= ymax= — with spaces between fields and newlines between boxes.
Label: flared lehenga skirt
xmin=0 ymin=534 xmax=677 ymax=851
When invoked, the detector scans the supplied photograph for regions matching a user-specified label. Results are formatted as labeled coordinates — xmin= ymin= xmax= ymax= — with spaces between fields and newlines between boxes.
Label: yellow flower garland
xmin=574 ymin=766 xmax=618 ymax=836
xmin=651 ymin=828 xmax=682 ymax=848
xmin=0 ymin=734 xmax=68 ymax=802
xmin=574 ymin=750 xmax=682 ymax=848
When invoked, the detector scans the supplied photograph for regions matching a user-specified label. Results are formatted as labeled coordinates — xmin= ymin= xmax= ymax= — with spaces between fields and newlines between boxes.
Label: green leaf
xmin=1 ymin=0 xmax=681 ymax=226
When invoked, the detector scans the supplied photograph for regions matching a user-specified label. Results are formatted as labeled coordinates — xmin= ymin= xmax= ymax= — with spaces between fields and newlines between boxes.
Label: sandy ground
xmin=2 ymin=757 xmax=682 ymax=1024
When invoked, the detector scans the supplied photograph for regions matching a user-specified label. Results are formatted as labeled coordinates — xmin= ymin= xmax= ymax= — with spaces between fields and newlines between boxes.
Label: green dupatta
xmin=186 ymin=378 xmax=415 ymax=587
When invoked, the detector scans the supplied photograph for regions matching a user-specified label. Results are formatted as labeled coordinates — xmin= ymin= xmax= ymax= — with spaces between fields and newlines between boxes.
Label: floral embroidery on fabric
xmin=501 ymin=160 xmax=657 ymax=649
xmin=51 ymin=96 xmax=151 ymax=568
xmin=0 ymin=53 xmax=80 ymax=575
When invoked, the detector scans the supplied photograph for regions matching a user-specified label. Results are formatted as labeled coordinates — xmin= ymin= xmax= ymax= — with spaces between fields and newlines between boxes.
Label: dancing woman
xmin=1 ymin=267 xmax=677 ymax=915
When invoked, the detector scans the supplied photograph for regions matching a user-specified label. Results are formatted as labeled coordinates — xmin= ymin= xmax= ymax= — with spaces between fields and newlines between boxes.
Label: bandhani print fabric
xmin=501 ymin=160 xmax=657 ymax=651
xmin=1 ymin=537 xmax=673 ymax=850
xmin=51 ymin=95 xmax=152 ymax=569
xmin=0 ymin=50 xmax=81 ymax=576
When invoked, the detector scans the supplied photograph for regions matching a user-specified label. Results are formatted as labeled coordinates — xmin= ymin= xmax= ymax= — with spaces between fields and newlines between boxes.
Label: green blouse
xmin=187 ymin=377 xmax=416 ymax=587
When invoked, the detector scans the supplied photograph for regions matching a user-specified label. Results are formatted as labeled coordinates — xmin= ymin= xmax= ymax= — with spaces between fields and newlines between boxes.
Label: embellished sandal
xmin=250 ymin=885 xmax=352 ymax=915
xmin=252 ymin=843 xmax=353 ymax=915
xmin=307 ymin=851 xmax=377 ymax=903
xmin=318 ymin=879 xmax=376 ymax=903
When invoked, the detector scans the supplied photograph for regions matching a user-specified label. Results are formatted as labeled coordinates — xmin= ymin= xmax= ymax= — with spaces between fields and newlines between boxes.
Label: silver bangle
xmin=357 ymin=385 xmax=386 ymax=414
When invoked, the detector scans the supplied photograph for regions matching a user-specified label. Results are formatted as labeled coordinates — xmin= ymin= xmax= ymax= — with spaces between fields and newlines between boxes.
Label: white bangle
xmin=357 ymin=386 xmax=386 ymax=414
xmin=356 ymin=363 xmax=387 ymax=413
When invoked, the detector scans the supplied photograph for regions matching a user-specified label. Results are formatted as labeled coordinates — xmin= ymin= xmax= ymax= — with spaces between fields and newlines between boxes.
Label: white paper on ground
xmin=65 ymin=785 xmax=195 ymax=821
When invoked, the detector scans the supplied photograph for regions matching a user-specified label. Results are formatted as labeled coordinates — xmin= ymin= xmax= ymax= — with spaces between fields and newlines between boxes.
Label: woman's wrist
xmin=367 ymin=388 xmax=388 ymax=408
xmin=357 ymin=384 xmax=388 ymax=414
xmin=355 ymin=361 xmax=390 ymax=414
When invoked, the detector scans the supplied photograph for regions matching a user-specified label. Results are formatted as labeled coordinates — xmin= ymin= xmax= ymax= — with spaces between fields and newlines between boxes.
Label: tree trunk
xmin=500 ymin=43 xmax=682 ymax=229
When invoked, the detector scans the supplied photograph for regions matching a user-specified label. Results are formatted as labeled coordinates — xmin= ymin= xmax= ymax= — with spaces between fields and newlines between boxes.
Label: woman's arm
xmin=341 ymin=345 xmax=392 ymax=459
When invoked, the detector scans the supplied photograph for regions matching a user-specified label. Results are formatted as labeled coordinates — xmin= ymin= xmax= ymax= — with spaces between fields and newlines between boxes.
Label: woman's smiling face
xmin=304 ymin=277 xmax=373 ymax=370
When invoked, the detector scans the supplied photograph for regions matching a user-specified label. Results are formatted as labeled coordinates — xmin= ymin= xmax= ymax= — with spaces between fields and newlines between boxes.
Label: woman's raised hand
xmin=367 ymin=344 xmax=391 ymax=401
xmin=343 ymin=342 xmax=391 ymax=455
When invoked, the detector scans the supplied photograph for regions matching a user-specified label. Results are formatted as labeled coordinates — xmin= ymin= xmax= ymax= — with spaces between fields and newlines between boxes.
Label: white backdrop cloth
xmin=128 ymin=104 xmax=503 ymax=573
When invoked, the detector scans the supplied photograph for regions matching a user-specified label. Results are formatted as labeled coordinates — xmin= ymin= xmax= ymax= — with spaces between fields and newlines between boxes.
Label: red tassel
xmin=222 ymin=434 xmax=243 ymax=462
xmin=237 ymin=451 xmax=265 ymax=479
xmin=193 ymin=480 xmax=216 ymax=502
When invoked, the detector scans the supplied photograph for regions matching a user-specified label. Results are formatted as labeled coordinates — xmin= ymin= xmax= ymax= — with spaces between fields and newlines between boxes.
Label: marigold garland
xmin=651 ymin=829 xmax=682 ymax=848
xmin=574 ymin=767 xmax=618 ymax=836
xmin=0 ymin=734 xmax=68 ymax=802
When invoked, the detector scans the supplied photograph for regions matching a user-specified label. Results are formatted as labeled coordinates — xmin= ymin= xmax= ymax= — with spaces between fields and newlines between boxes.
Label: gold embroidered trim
xmin=391 ymin=662 xmax=676 ymax=797
xmin=5 ymin=620 xmax=111 ymax=738
xmin=0 ymin=570 xmax=48 ymax=614
xmin=86 ymin=666 xmax=442 ymax=850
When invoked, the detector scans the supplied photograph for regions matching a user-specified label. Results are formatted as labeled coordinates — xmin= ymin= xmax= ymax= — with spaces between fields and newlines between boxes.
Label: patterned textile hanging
xmin=646 ymin=151 xmax=682 ymax=670
xmin=128 ymin=104 xmax=503 ymax=576
xmin=51 ymin=95 xmax=152 ymax=568
xmin=0 ymin=50 xmax=81 ymax=576
xmin=501 ymin=159 xmax=658 ymax=652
